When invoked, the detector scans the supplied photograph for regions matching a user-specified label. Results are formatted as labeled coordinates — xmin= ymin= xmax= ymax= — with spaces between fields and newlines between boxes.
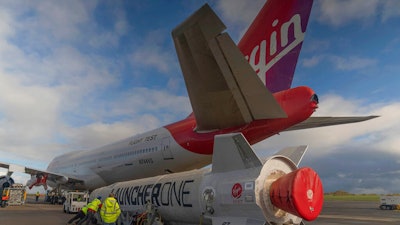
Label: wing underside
xmin=0 ymin=162 xmax=83 ymax=189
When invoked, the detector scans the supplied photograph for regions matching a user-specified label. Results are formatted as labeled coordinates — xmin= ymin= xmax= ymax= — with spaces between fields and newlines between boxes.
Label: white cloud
xmin=63 ymin=121 xmax=143 ymax=150
xmin=0 ymin=1 xmax=195 ymax=167
xmin=316 ymin=0 xmax=379 ymax=27
xmin=316 ymin=0 xmax=400 ymax=27
xmin=129 ymin=30 xmax=177 ymax=74
xmin=301 ymin=54 xmax=377 ymax=70
xmin=0 ymin=7 xmax=15 ymax=38
xmin=329 ymin=56 xmax=377 ymax=71
xmin=0 ymin=73 xmax=62 ymax=161
xmin=114 ymin=88 xmax=190 ymax=116
xmin=217 ymin=0 xmax=264 ymax=25
xmin=302 ymin=39 xmax=331 ymax=53
xmin=254 ymin=94 xmax=399 ymax=158
xmin=88 ymin=4 xmax=129 ymax=48
xmin=216 ymin=0 xmax=264 ymax=40
xmin=29 ymin=0 xmax=96 ymax=41
xmin=252 ymin=94 xmax=400 ymax=193
xmin=46 ymin=46 xmax=117 ymax=90
xmin=88 ymin=32 xmax=120 ymax=49
xmin=367 ymin=103 xmax=400 ymax=155
xmin=0 ymin=39 xmax=120 ymax=155
xmin=302 ymin=55 xmax=323 ymax=67
xmin=130 ymin=48 xmax=174 ymax=74
xmin=381 ymin=0 xmax=400 ymax=22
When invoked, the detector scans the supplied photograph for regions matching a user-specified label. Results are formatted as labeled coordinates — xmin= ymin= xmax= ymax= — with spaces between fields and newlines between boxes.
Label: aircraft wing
xmin=0 ymin=161 xmax=83 ymax=189
xmin=172 ymin=4 xmax=287 ymax=131
xmin=284 ymin=116 xmax=378 ymax=131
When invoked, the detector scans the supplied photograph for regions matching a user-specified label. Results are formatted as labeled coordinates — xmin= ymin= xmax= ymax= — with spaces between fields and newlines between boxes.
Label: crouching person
xmin=100 ymin=193 xmax=121 ymax=225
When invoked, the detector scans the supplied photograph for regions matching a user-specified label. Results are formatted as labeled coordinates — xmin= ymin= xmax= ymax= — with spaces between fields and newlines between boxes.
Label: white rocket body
xmin=91 ymin=133 xmax=323 ymax=225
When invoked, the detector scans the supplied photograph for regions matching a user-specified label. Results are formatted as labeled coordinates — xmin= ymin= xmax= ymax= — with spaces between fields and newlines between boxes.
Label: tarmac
xmin=308 ymin=200 xmax=400 ymax=225
xmin=0 ymin=197 xmax=71 ymax=225
xmin=1 ymin=198 xmax=400 ymax=225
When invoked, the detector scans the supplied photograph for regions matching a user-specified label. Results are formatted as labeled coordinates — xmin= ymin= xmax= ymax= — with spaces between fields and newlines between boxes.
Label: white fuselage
xmin=46 ymin=127 xmax=211 ymax=190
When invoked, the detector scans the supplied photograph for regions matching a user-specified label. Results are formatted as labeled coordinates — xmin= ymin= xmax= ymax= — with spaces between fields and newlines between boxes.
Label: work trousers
xmin=67 ymin=211 xmax=85 ymax=224
xmin=77 ymin=210 xmax=96 ymax=225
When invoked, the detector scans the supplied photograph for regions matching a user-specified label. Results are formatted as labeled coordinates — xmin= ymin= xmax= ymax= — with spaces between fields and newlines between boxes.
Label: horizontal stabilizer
xmin=172 ymin=4 xmax=286 ymax=131
xmin=212 ymin=133 xmax=262 ymax=173
xmin=285 ymin=116 xmax=378 ymax=131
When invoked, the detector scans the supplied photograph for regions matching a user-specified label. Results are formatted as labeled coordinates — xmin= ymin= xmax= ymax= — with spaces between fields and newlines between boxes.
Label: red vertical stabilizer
xmin=238 ymin=0 xmax=313 ymax=93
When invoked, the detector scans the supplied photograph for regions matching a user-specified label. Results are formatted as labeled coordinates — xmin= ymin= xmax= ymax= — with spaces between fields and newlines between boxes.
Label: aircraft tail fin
xmin=238 ymin=0 xmax=314 ymax=93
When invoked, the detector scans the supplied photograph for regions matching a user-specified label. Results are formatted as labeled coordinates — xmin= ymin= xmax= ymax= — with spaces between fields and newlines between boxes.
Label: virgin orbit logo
xmin=245 ymin=14 xmax=305 ymax=85
xmin=232 ymin=183 xmax=243 ymax=199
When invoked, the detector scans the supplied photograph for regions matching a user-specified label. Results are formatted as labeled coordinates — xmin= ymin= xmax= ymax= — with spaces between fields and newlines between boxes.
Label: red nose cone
xmin=269 ymin=167 xmax=323 ymax=221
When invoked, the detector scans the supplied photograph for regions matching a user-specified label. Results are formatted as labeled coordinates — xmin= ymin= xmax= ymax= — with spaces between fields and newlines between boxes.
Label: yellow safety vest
xmin=100 ymin=197 xmax=121 ymax=223
xmin=82 ymin=205 xmax=88 ymax=215
xmin=87 ymin=198 xmax=102 ymax=212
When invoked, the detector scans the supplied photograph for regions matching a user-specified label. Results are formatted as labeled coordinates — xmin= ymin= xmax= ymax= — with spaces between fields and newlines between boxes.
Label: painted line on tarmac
xmin=319 ymin=215 xmax=400 ymax=222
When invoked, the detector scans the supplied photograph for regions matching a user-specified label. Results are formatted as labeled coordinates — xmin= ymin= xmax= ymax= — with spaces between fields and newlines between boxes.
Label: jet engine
xmin=0 ymin=175 xmax=14 ymax=191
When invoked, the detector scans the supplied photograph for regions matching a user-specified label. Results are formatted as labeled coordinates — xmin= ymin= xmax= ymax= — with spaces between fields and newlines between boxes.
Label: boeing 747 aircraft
xmin=0 ymin=0 xmax=375 ymax=191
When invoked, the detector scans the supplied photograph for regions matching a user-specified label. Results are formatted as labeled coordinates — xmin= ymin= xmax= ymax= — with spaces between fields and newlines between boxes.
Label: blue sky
xmin=0 ymin=0 xmax=399 ymax=194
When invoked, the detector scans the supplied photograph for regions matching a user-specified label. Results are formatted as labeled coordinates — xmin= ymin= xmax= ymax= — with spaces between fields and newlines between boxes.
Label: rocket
xmin=91 ymin=133 xmax=323 ymax=225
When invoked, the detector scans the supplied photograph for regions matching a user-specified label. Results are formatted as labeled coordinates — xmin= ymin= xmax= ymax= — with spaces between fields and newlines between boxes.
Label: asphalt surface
xmin=0 ymin=202 xmax=71 ymax=225
xmin=308 ymin=201 xmax=400 ymax=225
xmin=1 ymin=199 xmax=400 ymax=225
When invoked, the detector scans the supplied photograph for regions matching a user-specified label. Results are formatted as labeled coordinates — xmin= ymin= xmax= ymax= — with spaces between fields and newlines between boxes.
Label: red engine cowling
xmin=27 ymin=174 xmax=48 ymax=190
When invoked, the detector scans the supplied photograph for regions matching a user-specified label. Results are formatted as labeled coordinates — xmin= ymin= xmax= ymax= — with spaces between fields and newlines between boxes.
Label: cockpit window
xmin=310 ymin=94 xmax=319 ymax=104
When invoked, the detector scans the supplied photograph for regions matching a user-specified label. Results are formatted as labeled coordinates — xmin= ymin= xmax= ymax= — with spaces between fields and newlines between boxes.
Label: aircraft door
xmin=161 ymin=137 xmax=174 ymax=160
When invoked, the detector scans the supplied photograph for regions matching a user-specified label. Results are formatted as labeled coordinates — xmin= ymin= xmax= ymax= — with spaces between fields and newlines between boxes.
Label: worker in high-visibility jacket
xmin=67 ymin=205 xmax=88 ymax=225
xmin=100 ymin=193 xmax=121 ymax=225
xmin=35 ymin=191 xmax=40 ymax=202
xmin=77 ymin=196 xmax=102 ymax=225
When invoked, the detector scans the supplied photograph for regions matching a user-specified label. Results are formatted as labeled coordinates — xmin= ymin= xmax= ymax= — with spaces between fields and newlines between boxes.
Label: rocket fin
xmin=273 ymin=145 xmax=308 ymax=166
xmin=212 ymin=133 xmax=262 ymax=173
